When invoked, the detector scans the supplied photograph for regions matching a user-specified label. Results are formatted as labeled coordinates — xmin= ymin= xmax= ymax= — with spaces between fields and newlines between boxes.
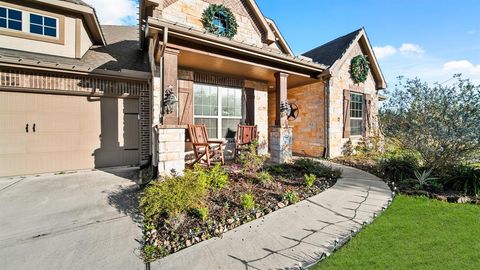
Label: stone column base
xmin=157 ymin=125 xmax=186 ymax=176
xmin=269 ymin=126 xmax=293 ymax=164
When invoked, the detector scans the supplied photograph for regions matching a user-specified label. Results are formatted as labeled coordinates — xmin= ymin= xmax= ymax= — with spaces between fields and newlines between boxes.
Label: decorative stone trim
xmin=269 ymin=126 xmax=293 ymax=164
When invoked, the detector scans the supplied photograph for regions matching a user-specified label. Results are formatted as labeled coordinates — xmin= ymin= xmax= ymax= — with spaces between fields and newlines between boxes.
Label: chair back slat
xmin=188 ymin=124 xmax=209 ymax=145
xmin=236 ymin=125 xmax=258 ymax=145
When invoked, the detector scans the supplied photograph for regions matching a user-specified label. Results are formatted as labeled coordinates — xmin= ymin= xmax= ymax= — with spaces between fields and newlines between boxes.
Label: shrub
xmin=304 ymin=173 xmax=316 ymax=187
xmin=269 ymin=165 xmax=285 ymax=174
xmin=342 ymin=139 xmax=354 ymax=156
xmin=381 ymin=75 xmax=480 ymax=170
xmin=283 ymin=190 xmax=299 ymax=204
xmin=239 ymin=141 xmax=267 ymax=176
xmin=294 ymin=158 xmax=342 ymax=179
xmin=410 ymin=169 xmax=439 ymax=190
xmin=240 ymin=193 xmax=255 ymax=210
xmin=202 ymin=163 xmax=229 ymax=190
xmin=140 ymin=169 xmax=207 ymax=223
xmin=257 ymin=170 xmax=274 ymax=187
xmin=193 ymin=207 xmax=209 ymax=221
xmin=378 ymin=151 xmax=419 ymax=183
xmin=442 ymin=165 xmax=480 ymax=196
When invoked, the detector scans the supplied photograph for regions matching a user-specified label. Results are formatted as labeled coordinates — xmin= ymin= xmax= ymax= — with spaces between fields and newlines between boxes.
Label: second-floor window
xmin=0 ymin=7 xmax=22 ymax=31
xmin=30 ymin=13 xmax=57 ymax=37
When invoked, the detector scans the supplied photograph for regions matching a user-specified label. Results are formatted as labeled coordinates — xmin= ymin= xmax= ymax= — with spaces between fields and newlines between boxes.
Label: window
xmin=0 ymin=7 xmax=22 ymax=31
xmin=350 ymin=93 xmax=364 ymax=136
xmin=194 ymin=84 xmax=242 ymax=139
xmin=30 ymin=13 xmax=57 ymax=37
xmin=212 ymin=11 xmax=228 ymax=35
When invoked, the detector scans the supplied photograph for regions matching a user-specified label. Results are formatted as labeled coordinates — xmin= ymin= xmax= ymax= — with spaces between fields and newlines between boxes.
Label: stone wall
xmin=287 ymin=82 xmax=326 ymax=157
xmin=328 ymin=42 xmax=381 ymax=157
xmin=157 ymin=126 xmax=186 ymax=175
xmin=157 ymin=0 xmax=281 ymax=51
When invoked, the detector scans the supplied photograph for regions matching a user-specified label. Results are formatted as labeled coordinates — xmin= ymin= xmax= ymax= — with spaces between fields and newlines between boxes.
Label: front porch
xmin=147 ymin=21 xmax=327 ymax=175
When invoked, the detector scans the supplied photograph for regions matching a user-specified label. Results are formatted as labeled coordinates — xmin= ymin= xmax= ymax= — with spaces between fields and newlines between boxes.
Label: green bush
xmin=283 ymin=190 xmax=299 ymax=204
xmin=140 ymin=169 xmax=207 ymax=223
xmin=240 ymin=193 xmax=255 ymax=210
xmin=193 ymin=207 xmax=209 ymax=221
xmin=442 ymin=165 xmax=480 ymax=196
xmin=294 ymin=158 xmax=342 ymax=179
xmin=378 ymin=151 xmax=419 ymax=183
xmin=239 ymin=141 xmax=267 ymax=176
xmin=257 ymin=170 xmax=274 ymax=187
xmin=200 ymin=163 xmax=229 ymax=190
xmin=304 ymin=173 xmax=317 ymax=187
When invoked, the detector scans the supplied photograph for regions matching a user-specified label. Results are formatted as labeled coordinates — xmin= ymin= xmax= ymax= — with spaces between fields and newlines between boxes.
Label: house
xmin=0 ymin=0 xmax=386 ymax=177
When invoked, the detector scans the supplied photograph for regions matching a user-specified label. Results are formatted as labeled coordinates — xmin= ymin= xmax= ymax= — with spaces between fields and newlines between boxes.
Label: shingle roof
xmin=302 ymin=28 xmax=362 ymax=67
xmin=0 ymin=25 xmax=149 ymax=73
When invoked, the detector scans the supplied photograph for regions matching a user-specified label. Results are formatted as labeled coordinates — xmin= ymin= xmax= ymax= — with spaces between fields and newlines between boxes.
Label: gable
xmin=157 ymin=0 xmax=281 ymax=51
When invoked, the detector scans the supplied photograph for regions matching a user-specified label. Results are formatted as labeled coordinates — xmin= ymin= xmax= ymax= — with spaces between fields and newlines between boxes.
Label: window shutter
xmin=178 ymin=80 xmax=193 ymax=125
xmin=364 ymin=94 xmax=372 ymax=135
xmin=245 ymin=88 xmax=255 ymax=125
xmin=343 ymin=90 xmax=351 ymax=138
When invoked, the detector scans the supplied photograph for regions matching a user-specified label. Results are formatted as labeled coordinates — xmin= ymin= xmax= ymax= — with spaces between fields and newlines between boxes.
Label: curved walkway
xmin=153 ymin=161 xmax=392 ymax=270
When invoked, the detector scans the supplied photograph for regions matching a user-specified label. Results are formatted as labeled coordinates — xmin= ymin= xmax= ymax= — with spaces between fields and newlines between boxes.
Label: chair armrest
xmin=208 ymin=139 xmax=227 ymax=145
xmin=192 ymin=143 xmax=209 ymax=147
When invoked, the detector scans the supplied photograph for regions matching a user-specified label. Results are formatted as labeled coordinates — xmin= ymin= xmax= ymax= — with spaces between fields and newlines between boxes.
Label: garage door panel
xmin=0 ymin=91 xmax=139 ymax=177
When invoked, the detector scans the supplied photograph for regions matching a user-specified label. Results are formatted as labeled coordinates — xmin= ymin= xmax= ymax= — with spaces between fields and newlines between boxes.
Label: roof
xmin=0 ymin=26 xmax=149 ymax=74
xmin=59 ymin=0 xmax=91 ymax=7
xmin=302 ymin=28 xmax=362 ymax=67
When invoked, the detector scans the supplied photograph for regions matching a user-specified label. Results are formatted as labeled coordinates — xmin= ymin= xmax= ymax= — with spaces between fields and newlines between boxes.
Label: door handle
xmin=25 ymin=123 xmax=29 ymax=133
xmin=33 ymin=123 xmax=36 ymax=133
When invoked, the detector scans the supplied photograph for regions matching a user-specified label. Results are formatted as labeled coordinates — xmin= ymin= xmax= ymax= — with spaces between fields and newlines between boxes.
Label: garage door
xmin=0 ymin=91 xmax=139 ymax=177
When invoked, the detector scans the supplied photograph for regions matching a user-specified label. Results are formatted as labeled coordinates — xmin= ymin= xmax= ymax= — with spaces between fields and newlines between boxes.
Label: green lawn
xmin=312 ymin=195 xmax=480 ymax=270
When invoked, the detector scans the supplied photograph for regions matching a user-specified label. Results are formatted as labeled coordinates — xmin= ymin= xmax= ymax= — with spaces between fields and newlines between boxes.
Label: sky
xmin=85 ymin=0 xmax=480 ymax=86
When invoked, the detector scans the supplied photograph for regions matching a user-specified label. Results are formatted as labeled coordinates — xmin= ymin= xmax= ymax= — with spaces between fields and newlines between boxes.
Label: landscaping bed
xmin=140 ymin=157 xmax=342 ymax=262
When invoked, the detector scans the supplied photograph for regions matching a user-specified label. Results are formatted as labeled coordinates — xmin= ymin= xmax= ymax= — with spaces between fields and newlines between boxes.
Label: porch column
xmin=162 ymin=47 xmax=180 ymax=125
xmin=270 ymin=72 xmax=293 ymax=164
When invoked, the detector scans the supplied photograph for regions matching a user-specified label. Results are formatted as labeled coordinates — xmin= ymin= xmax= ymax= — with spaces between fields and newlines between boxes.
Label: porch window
xmin=193 ymin=83 xmax=242 ymax=139
xmin=350 ymin=93 xmax=364 ymax=136
xmin=0 ymin=7 xmax=22 ymax=31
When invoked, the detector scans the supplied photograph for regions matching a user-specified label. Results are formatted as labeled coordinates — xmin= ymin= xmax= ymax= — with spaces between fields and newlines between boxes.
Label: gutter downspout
xmin=320 ymin=71 xmax=332 ymax=159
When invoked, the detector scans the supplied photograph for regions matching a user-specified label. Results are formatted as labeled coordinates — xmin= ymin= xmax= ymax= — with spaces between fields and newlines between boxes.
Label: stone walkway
xmin=153 ymin=161 xmax=392 ymax=270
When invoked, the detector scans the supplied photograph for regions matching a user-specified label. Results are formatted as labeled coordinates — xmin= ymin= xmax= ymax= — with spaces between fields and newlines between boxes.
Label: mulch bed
xmin=144 ymin=162 xmax=338 ymax=259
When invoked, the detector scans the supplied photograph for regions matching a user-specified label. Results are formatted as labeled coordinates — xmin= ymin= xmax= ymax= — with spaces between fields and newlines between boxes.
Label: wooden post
xmin=162 ymin=47 xmax=180 ymax=125
xmin=275 ymin=72 xmax=289 ymax=127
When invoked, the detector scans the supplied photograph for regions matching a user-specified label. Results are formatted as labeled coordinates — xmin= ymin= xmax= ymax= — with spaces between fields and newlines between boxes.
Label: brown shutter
xmin=343 ymin=90 xmax=351 ymax=138
xmin=364 ymin=94 xmax=372 ymax=136
xmin=178 ymin=80 xmax=193 ymax=125
xmin=245 ymin=88 xmax=255 ymax=125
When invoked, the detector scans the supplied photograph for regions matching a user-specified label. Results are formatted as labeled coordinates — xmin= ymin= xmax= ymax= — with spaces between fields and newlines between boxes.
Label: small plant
xmin=240 ymin=193 xmax=255 ymax=210
xmin=342 ymin=139 xmax=354 ymax=156
xmin=304 ymin=173 xmax=316 ymax=187
xmin=203 ymin=163 xmax=229 ymax=190
xmin=293 ymin=158 xmax=342 ymax=180
xmin=411 ymin=169 xmax=438 ymax=190
xmin=257 ymin=170 xmax=274 ymax=188
xmin=443 ymin=165 xmax=480 ymax=196
xmin=193 ymin=207 xmax=209 ymax=221
xmin=223 ymin=201 xmax=230 ymax=209
xmin=239 ymin=140 xmax=267 ymax=176
xmin=269 ymin=165 xmax=285 ymax=174
xmin=143 ymin=244 xmax=159 ymax=262
xmin=283 ymin=190 xmax=299 ymax=204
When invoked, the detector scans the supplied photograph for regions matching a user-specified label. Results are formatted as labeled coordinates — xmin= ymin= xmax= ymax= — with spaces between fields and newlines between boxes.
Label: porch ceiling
xmin=176 ymin=46 xmax=319 ymax=89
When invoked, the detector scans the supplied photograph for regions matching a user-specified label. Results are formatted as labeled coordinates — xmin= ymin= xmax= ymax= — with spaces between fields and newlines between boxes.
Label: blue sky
xmin=86 ymin=0 xmax=480 ymax=85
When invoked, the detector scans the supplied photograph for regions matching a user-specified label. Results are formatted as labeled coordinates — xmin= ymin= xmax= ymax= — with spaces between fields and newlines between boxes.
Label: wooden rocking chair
xmin=234 ymin=125 xmax=258 ymax=159
xmin=187 ymin=124 xmax=226 ymax=167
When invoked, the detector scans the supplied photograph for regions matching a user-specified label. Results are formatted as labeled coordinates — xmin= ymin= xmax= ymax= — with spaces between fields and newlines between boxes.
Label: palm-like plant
xmin=412 ymin=168 xmax=438 ymax=189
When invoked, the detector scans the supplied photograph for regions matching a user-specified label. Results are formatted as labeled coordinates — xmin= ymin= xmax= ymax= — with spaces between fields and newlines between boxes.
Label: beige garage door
xmin=0 ymin=91 xmax=139 ymax=177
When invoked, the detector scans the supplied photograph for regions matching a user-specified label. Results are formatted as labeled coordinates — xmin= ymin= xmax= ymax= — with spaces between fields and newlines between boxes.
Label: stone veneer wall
xmin=0 ymin=68 xmax=151 ymax=164
xmin=157 ymin=126 xmax=186 ymax=175
xmin=328 ymin=42 xmax=381 ymax=157
xmin=287 ymin=82 xmax=326 ymax=157
xmin=156 ymin=0 xmax=282 ymax=52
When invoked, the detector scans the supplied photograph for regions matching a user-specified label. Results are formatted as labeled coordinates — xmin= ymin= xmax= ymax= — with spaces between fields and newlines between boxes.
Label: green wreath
xmin=350 ymin=55 xmax=370 ymax=83
xmin=201 ymin=4 xmax=238 ymax=38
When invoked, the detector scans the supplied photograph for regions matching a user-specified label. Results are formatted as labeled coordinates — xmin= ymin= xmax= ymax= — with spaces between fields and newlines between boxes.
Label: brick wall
xmin=0 ymin=68 xmax=151 ymax=164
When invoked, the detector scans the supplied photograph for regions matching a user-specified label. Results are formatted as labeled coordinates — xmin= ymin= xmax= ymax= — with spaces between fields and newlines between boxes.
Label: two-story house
xmin=0 ymin=0 xmax=386 ymax=177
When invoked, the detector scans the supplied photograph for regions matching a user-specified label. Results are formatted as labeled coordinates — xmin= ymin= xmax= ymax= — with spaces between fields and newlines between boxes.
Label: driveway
xmin=0 ymin=168 xmax=144 ymax=270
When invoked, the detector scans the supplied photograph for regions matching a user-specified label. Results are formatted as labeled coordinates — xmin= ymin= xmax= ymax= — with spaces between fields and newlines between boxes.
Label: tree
xmin=381 ymin=75 xmax=480 ymax=170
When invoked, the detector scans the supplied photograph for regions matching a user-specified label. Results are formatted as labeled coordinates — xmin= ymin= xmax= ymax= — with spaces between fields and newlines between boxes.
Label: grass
xmin=312 ymin=195 xmax=480 ymax=270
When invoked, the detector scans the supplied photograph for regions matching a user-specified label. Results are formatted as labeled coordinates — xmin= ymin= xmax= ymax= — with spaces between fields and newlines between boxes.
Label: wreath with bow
xmin=201 ymin=4 xmax=238 ymax=38
xmin=350 ymin=55 xmax=370 ymax=83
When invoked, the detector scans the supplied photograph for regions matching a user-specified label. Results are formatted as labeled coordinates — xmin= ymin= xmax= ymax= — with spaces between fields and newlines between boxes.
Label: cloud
xmin=443 ymin=60 xmax=480 ymax=76
xmin=467 ymin=29 xmax=476 ymax=35
xmin=84 ymin=0 xmax=137 ymax=25
xmin=399 ymin=43 xmax=425 ymax=55
xmin=373 ymin=45 xmax=397 ymax=60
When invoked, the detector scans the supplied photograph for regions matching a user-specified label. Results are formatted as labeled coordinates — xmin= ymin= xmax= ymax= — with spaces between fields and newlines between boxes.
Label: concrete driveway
xmin=0 ymin=168 xmax=145 ymax=270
